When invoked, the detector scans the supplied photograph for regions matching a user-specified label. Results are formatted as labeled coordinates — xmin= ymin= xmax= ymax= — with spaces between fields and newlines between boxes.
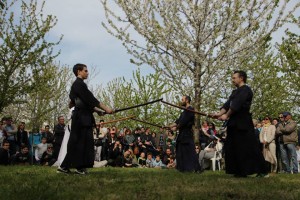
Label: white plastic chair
xmin=210 ymin=140 xmax=223 ymax=171
xmin=210 ymin=150 xmax=222 ymax=171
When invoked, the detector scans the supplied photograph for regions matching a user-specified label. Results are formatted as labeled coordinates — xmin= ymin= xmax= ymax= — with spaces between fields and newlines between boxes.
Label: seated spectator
xmin=152 ymin=155 xmax=166 ymax=169
xmin=40 ymin=144 xmax=56 ymax=166
xmin=166 ymin=130 xmax=175 ymax=145
xmin=157 ymin=128 xmax=166 ymax=148
xmin=124 ymin=129 xmax=135 ymax=150
xmin=35 ymin=137 xmax=48 ymax=164
xmin=151 ymin=132 xmax=157 ymax=148
xmin=107 ymin=126 xmax=118 ymax=152
xmin=199 ymin=120 xmax=210 ymax=150
xmin=199 ymin=137 xmax=223 ymax=171
xmin=156 ymin=146 xmax=164 ymax=158
xmin=133 ymin=146 xmax=140 ymax=160
xmin=12 ymin=145 xmax=30 ymax=165
xmin=128 ymin=148 xmax=138 ymax=165
xmin=123 ymin=150 xmax=135 ymax=167
xmin=0 ymin=141 xmax=10 ymax=165
xmin=162 ymin=148 xmax=173 ymax=165
xmin=138 ymin=152 xmax=146 ymax=167
xmin=208 ymin=123 xmax=217 ymax=137
xmin=108 ymin=140 xmax=123 ymax=167
xmin=146 ymin=152 xmax=154 ymax=168
xmin=167 ymin=156 xmax=176 ymax=169
xmin=164 ymin=139 xmax=175 ymax=155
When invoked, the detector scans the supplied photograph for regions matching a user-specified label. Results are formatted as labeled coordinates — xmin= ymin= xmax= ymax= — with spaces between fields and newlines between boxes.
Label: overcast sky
xmin=39 ymin=0 xmax=299 ymax=86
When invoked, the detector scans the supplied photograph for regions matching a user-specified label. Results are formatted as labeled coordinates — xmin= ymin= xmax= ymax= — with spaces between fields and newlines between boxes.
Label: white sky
xmin=42 ymin=0 xmax=150 ymax=86
xmin=33 ymin=0 xmax=300 ymax=86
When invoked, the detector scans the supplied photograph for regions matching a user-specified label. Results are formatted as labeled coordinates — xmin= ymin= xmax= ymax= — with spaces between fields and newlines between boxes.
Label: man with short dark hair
xmin=58 ymin=63 xmax=113 ymax=175
xmin=0 ymin=141 xmax=10 ymax=165
xmin=213 ymin=70 xmax=268 ymax=177
xmin=12 ymin=145 xmax=30 ymax=165
xmin=42 ymin=125 xmax=54 ymax=144
xmin=276 ymin=111 xmax=298 ymax=174
xmin=169 ymin=95 xmax=201 ymax=172
xmin=53 ymin=116 xmax=65 ymax=159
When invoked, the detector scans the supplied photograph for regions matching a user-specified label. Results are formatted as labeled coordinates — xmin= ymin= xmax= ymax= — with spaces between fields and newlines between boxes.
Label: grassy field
xmin=0 ymin=166 xmax=300 ymax=200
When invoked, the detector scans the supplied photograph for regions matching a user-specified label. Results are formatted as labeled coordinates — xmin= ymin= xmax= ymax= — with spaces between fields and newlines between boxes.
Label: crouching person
xmin=41 ymin=144 xmax=56 ymax=166
xmin=12 ymin=145 xmax=30 ymax=165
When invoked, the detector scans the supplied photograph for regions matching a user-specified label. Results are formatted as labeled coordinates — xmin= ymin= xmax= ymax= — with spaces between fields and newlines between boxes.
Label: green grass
xmin=0 ymin=166 xmax=300 ymax=200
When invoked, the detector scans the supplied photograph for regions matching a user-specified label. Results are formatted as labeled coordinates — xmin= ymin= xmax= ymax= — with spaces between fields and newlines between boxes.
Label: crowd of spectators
xmin=0 ymin=111 xmax=299 ymax=174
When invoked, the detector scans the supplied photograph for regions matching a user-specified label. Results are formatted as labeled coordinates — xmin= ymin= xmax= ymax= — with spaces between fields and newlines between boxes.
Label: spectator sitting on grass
xmin=167 ymin=156 xmax=176 ymax=169
xmin=162 ymin=148 xmax=173 ymax=165
xmin=146 ymin=152 xmax=154 ymax=168
xmin=108 ymin=140 xmax=123 ymax=167
xmin=164 ymin=138 xmax=175 ymax=155
xmin=124 ymin=129 xmax=135 ymax=151
xmin=132 ymin=146 xmax=140 ymax=161
xmin=138 ymin=152 xmax=146 ymax=167
xmin=123 ymin=150 xmax=134 ymax=167
xmin=41 ymin=144 xmax=56 ymax=166
xmin=35 ymin=137 xmax=47 ymax=164
xmin=152 ymin=155 xmax=166 ymax=169
xmin=12 ymin=145 xmax=30 ymax=165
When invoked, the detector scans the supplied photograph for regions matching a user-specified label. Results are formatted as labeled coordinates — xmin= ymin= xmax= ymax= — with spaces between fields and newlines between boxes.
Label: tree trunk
xmin=193 ymin=63 xmax=202 ymax=143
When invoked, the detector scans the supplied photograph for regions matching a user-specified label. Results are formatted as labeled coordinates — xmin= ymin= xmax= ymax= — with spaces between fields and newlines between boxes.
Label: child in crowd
xmin=138 ymin=152 xmax=146 ymax=167
xmin=146 ymin=152 xmax=154 ymax=168
xmin=152 ymin=155 xmax=165 ymax=169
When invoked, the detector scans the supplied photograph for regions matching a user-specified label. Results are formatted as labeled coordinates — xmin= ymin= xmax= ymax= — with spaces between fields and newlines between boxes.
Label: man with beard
xmin=213 ymin=70 xmax=268 ymax=177
xmin=58 ymin=63 xmax=114 ymax=175
xmin=168 ymin=95 xmax=200 ymax=172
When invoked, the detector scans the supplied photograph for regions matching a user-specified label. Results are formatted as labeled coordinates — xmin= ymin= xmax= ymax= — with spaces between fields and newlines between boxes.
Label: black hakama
xmin=61 ymin=77 xmax=99 ymax=169
xmin=175 ymin=106 xmax=200 ymax=172
xmin=222 ymin=85 xmax=267 ymax=176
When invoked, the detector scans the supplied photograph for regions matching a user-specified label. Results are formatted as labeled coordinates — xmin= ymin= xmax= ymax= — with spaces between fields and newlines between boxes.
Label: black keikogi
xmin=61 ymin=77 xmax=99 ymax=169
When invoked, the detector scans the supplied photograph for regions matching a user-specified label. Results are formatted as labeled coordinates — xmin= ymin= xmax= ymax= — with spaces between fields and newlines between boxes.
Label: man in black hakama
xmin=214 ymin=70 xmax=268 ymax=177
xmin=58 ymin=63 xmax=113 ymax=175
xmin=169 ymin=95 xmax=200 ymax=172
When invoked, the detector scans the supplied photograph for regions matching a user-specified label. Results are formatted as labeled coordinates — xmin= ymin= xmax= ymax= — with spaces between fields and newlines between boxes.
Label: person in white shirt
xmin=35 ymin=137 xmax=47 ymax=164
